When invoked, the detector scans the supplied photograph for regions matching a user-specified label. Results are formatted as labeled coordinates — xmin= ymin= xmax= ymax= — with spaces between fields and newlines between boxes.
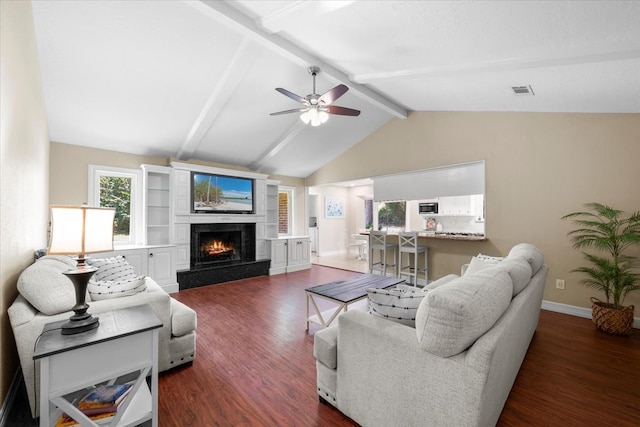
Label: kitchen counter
xmin=418 ymin=232 xmax=486 ymax=241
xmin=359 ymin=230 xmax=486 ymax=241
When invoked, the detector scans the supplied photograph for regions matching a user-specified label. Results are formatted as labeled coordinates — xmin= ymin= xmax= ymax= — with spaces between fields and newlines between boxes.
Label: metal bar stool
xmin=398 ymin=232 xmax=429 ymax=286
xmin=369 ymin=230 xmax=398 ymax=276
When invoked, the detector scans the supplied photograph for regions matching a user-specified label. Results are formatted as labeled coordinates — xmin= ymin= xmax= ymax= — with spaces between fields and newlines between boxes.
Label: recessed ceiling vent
xmin=512 ymin=85 xmax=535 ymax=96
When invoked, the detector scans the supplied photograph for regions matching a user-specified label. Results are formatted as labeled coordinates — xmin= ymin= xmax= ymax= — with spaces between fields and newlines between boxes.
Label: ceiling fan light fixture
xmin=300 ymin=111 xmax=310 ymax=124
xmin=319 ymin=110 xmax=329 ymax=123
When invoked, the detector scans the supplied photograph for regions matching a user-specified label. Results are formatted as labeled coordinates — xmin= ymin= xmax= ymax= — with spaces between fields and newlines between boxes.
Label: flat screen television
xmin=191 ymin=172 xmax=254 ymax=214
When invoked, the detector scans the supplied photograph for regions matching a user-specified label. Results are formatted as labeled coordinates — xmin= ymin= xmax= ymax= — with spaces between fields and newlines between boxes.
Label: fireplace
xmin=191 ymin=223 xmax=255 ymax=270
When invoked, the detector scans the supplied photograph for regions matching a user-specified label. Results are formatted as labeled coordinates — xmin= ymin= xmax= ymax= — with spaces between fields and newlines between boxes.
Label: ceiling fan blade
xmin=318 ymin=84 xmax=349 ymax=105
xmin=270 ymin=107 xmax=308 ymax=116
xmin=326 ymin=105 xmax=361 ymax=117
xmin=275 ymin=88 xmax=307 ymax=104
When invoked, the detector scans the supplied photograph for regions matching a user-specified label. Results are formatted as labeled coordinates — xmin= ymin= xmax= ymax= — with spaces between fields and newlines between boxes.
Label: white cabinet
xmin=268 ymin=237 xmax=311 ymax=275
xmin=257 ymin=180 xmax=280 ymax=261
xmin=287 ymin=237 xmax=311 ymax=271
xmin=142 ymin=165 xmax=172 ymax=246
xmin=269 ymin=239 xmax=289 ymax=274
xmin=93 ymin=245 xmax=178 ymax=293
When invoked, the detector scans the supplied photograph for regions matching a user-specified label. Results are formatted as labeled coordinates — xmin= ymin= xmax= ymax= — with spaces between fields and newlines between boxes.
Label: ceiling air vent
xmin=511 ymin=85 xmax=535 ymax=96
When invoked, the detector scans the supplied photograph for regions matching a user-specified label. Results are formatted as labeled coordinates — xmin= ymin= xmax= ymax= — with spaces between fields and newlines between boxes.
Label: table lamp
xmin=47 ymin=205 xmax=115 ymax=335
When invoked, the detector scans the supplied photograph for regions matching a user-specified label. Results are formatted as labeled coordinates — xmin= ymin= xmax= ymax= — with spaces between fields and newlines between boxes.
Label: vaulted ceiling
xmin=31 ymin=1 xmax=640 ymax=178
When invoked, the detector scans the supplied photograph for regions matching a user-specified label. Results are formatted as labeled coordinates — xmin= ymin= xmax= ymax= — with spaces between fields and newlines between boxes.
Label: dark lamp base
xmin=61 ymin=265 xmax=100 ymax=335
xmin=61 ymin=315 xmax=99 ymax=335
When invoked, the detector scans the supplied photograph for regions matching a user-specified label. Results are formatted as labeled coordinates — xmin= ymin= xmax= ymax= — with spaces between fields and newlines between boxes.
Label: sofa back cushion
xmin=415 ymin=269 xmax=513 ymax=357
xmin=17 ymin=256 xmax=78 ymax=315
xmin=508 ymin=243 xmax=544 ymax=275
xmin=492 ymin=256 xmax=533 ymax=297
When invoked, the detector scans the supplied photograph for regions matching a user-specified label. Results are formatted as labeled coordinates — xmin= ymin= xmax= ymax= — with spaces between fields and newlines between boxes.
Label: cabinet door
xmin=147 ymin=246 xmax=176 ymax=286
xmin=270 ymin=239 xmax=288 ymax=269
xmin=298 ymin=238 xmax=310 ymax=264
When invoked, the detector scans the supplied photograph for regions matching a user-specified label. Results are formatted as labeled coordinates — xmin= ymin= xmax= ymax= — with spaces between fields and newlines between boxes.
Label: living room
xmin=2 ymin=1 xmax=640 ymax=426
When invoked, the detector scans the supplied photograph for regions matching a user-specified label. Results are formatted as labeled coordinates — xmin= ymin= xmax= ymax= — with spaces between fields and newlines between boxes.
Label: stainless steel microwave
xmin=419 ymin=202 xmax=438 ymax=214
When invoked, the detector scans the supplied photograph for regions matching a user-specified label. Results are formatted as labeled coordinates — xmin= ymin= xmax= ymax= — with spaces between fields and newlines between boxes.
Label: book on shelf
xmin=54 ymin=382 xmax=133 ymax=427
xmin=77 ymin=383 xmax=133 ymax=410
xmin=54 ymin=410 xmax=115 ymax=427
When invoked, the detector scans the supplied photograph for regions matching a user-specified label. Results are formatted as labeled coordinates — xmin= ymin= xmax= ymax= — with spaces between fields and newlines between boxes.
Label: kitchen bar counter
xmin=418 ymin=232 xmax=486 ymax=241
xmin=359 ymin=231 xmax=487 ymax=242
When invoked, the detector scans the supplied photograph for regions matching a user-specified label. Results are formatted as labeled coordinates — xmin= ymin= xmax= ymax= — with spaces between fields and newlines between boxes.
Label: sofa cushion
xmin=508 ymin=243 xmax=544 ymax=275
xmin=17 ymin=257 xmax=79 ymax=315
xmin=463 ymin=256 xmax=495 ymax=276
xmin=423 ymin=274 xmax=459 ymax=291
xmin=88 ymin=275 xmax=147 ymax=300
xmin=87 ymin=256 xmax=146 ymax=300
xmin=367 ymin=285 xmax=426 ymax=327
xmin=87 ymin=256 xmax=136 ymax=281
xmin=415 ymin=269 xmax=513 ymax=357
xmin=492 ymin=256 xmax=533 ymax=296
xmin=314 ymin=325 xmax=338 ymax=369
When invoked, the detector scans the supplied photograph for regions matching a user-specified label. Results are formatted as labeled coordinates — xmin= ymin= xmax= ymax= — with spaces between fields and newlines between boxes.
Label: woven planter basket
xmin=590 ymin=297 xmax=634 ymax=335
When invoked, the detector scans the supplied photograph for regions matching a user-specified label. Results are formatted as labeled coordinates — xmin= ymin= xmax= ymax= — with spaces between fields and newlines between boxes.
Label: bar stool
xmin=398 ymin=232 xmax=429 ymax=286
xmin=369 ymin=230 xmax=398 ymax=276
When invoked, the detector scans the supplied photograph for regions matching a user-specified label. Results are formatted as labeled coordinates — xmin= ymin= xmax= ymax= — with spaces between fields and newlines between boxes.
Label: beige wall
xmin=0 ymin=0 xmax=51 ymax=403
xmin=49 ymin=143 xmax=307 ymax=234
xmin=307 ymin=112 xmax=640 ymax=311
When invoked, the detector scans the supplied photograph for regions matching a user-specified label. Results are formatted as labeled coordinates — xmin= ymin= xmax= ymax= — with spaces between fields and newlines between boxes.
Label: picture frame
xmin=325 ymin=197 xmax=345 ymax=218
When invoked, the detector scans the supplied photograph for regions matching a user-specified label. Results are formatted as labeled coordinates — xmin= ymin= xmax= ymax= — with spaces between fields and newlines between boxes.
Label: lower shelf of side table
xmin=49 ymin=381 xmax=153 ymax=427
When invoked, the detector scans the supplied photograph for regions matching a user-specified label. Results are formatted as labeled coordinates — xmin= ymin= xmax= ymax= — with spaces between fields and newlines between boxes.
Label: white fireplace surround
xmin=169 ymin=162 xmax=277 ymax=272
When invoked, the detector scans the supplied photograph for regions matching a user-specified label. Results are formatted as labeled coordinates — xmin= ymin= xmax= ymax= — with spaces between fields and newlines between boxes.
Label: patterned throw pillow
xmin=367 ymin=285 xmax=427 ymax=327
xmin=86 ymin=256 xmax=146 ymax=300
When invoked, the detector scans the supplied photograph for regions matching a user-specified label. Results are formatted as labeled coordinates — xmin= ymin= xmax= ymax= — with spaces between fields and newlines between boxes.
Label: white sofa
xmin=314 ymin=243 xmax=547 ymax=427
xmin=8 ymin=255 xmax=197 ymax=418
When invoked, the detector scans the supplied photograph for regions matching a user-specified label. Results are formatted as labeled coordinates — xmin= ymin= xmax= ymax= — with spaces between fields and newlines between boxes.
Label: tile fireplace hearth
xmin=178 ymin=223 xmax=269 ymax=289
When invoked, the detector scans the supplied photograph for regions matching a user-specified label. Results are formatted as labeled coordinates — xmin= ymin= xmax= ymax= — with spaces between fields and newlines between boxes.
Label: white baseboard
xmin=0 ymin=369 xmax=21 ymax=427
xmin=542 ymin=300 xmax=640 ymax=329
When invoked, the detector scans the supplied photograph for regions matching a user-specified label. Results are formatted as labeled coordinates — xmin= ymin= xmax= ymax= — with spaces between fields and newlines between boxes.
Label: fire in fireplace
xmin=191 ymin=223 xmax=255 ymax=270
xmin=199 ymin=232 xmax=239 ymax=262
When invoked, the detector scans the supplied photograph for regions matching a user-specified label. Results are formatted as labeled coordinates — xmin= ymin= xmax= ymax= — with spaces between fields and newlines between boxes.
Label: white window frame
xmin=88 ymin=165 xmax=143 ymax=246
xmin=279 ymin=186 xmax=295 ymax=236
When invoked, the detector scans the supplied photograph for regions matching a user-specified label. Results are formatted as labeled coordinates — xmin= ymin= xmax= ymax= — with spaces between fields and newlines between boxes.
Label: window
xmin=88 ymin=165 xmax=142 ymax=245
xmin=278 ymin=186 xmax=295 ymax=236
xmin=377 ymin=201 xmax=406 ymax=231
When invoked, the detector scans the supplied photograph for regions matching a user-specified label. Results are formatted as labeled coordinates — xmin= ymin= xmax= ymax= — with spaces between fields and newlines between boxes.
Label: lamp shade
xmin=48 ymin=205 xmax=115 ymax=257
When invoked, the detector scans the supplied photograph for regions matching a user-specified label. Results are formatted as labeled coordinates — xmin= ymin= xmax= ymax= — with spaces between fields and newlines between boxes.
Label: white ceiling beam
xmin=354 ymin=45 xmax=640 ymax=83
xmin=176 ymin=37 xmax=261 ymax=160
xmin=192 ymin=0 xmax=407 ymax=119
xmin=249 ymin=121 xmax=307 ymax=172
xmin=259 ymin=1 xmax=355 ymax=34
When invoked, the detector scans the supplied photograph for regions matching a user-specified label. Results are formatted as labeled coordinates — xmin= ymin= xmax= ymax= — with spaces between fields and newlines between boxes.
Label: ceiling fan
xmin=270 ymin=66 xmax=361 ymax=126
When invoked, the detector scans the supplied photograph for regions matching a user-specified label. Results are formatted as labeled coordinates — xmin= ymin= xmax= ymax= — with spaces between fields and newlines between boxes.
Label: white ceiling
xmin=31 ymin=1 xmax=640 ymax=178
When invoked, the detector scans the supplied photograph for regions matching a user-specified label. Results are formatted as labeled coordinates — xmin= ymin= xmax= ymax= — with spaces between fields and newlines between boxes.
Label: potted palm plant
xmin=562 ymin=202 xmax=640 ymax=335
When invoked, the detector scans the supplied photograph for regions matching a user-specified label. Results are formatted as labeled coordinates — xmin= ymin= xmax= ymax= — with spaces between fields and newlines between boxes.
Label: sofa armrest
xmin=336 ymin=310 xmax=486 ymax=427
xmin=7 ymin=294 xmax=37 ymax=329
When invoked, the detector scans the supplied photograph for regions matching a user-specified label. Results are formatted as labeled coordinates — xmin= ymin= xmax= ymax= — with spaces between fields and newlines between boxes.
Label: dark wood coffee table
xmin=305 ymin=274 xmax=404 ymax=330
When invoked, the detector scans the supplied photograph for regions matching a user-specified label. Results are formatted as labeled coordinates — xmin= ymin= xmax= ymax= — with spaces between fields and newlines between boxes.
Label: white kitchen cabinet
xmin=93 ymin=245 xmax=178 ymax=293
xmin=268 ymin=237 xmax=311 ymax=275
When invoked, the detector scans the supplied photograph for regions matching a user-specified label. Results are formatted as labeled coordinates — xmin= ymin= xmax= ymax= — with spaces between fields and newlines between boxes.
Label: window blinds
xmin=373 ymin=161 xmax=485 ymax=202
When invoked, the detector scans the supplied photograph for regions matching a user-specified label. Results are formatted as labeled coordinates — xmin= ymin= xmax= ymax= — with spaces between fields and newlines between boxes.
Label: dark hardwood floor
xmin=7 ymin=265 xmax=640 ymax=426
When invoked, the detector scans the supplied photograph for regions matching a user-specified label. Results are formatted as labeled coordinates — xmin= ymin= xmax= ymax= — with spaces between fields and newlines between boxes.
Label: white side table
xmin=33 ymin=304 xmax=162 ymax=427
